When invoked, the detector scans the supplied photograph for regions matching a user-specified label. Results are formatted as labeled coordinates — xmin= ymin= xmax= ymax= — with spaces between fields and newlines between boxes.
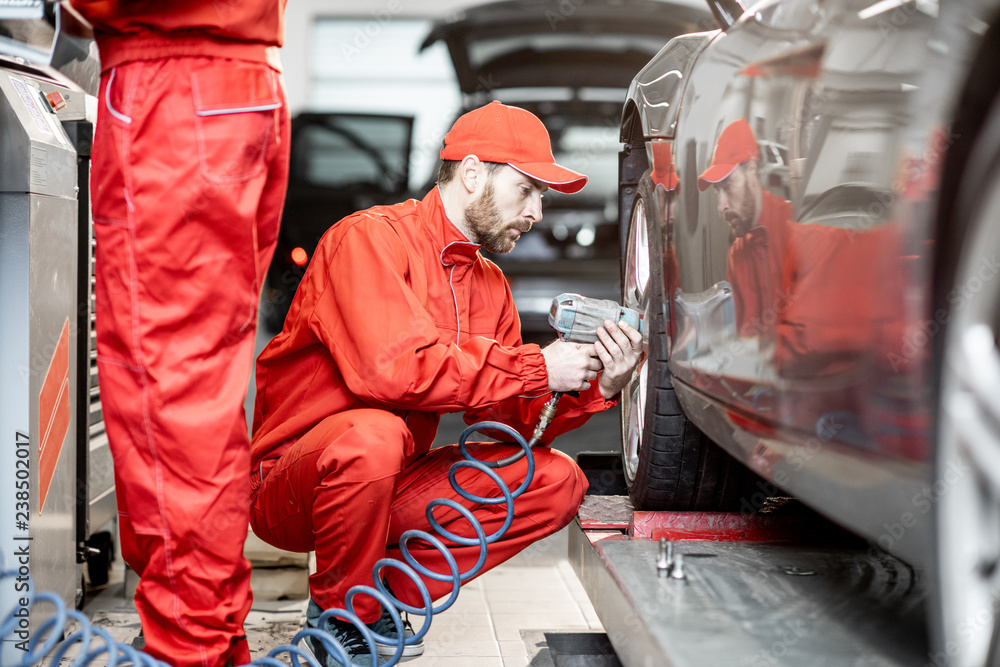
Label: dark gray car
xmin=617 ymin=0 xmax=1000 ymax=663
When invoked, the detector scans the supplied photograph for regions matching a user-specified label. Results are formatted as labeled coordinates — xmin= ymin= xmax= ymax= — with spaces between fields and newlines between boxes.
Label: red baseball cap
xmin=441 ymin=101 xmax=588 ymax=194
xmin=650 ymin=141 xmax=679 ymax=192
xmin=697 ymin=118 xmax=759 ymax=191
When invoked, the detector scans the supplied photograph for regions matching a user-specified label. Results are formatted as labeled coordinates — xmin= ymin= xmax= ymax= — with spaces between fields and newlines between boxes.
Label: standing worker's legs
xmin=92 ymin=56 xmax=289 ymax=667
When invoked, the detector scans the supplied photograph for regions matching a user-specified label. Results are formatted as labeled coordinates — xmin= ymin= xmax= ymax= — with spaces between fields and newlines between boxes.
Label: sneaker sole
xmin=304 ymin=638 xmax=389 ymax=666
xmin=375 ymin=639 xmax=425 ymax=658
xmin=300 ymin=640 xmax=327 ymax=666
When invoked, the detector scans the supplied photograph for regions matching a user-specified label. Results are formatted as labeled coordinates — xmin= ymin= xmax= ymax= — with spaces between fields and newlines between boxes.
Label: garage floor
xmin=75 ymin=318 xmax=621 ymax=666
xmin=80 ymin=524 xmax=617 ymax=667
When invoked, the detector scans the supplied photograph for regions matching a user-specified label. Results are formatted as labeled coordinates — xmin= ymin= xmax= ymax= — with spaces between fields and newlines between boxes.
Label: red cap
xmin=650 ymin=141 xmax=679 ymax=192
xmin=697 ymin=118 xmax=759 ymax=191
xmin=441 ymin=101 xmax=588 ymax=194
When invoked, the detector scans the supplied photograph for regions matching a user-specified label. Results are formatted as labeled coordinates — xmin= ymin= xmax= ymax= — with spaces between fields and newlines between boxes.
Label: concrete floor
xmin=80 ymin=524 xmax=613 ymax=666
xmin=73 ymin=317 xmax=622 ymax=666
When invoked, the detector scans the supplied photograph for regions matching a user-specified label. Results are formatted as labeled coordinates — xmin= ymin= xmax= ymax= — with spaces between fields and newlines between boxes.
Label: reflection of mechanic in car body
xmin=650 ymin=141 xmax=681 ymax=337
xmin=698 ymin=118 xmax=793 ymax=346
xmin=248 ymin=101 xmax=643 ymax=665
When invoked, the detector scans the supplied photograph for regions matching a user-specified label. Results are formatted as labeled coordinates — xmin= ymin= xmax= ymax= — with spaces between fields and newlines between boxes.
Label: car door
xmin=667 ymin=0 xmax=937 ymax=564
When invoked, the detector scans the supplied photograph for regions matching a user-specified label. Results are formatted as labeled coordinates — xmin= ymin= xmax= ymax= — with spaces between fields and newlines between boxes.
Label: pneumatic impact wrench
xmin=494 ymin=293 xmax=644 ymax=468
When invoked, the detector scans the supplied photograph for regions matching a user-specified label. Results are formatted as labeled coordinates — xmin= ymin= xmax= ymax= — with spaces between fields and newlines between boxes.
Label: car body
xmin=421 ymin=0 xmax=714 ymax=340
xmin=261 ymin=112 xmax=414 ymax=332
xmin=616 ymin=0 xmax=1000 ymax=663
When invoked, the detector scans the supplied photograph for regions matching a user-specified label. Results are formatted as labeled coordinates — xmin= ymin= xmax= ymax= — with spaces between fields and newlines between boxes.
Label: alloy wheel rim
xmin=622 ymin=193 xmax=651 ymax=485
xmin=939 ymin=168 xmax=1000 ymax=667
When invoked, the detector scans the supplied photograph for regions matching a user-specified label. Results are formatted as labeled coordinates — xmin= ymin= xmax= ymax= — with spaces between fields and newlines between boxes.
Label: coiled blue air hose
xmin=0 ymin=420 xmax=535 ymax=667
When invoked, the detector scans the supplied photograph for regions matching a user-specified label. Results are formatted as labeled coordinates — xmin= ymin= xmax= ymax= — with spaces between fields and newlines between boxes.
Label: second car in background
xmin=262 ymin=112 xmax=414 ymax=332
xmin=421 ymin=0 xmax=713 ymax=340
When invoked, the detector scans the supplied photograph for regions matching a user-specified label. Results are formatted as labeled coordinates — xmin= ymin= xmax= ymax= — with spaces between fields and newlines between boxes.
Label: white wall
xmin=281 ymin=0 xmax=481 ymax=115
xmin=281 ymin=0 xmax=486 ymax=187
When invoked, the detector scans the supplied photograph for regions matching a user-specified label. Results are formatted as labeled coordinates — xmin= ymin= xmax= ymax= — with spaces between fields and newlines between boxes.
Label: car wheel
xmin=935 ymin=106 xmax=1000 ymax=667
xmin=621 ymin=171 xmax=758 ymax=511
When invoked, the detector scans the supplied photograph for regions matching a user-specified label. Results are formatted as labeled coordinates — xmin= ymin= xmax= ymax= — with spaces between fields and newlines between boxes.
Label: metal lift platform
xmin=568 ymin=496 xmax=929 ymax=667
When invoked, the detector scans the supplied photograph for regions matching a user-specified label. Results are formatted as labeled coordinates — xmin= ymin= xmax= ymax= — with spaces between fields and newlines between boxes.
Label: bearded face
xmin=714 ymin=161 xmax=761 ymax=238
xmin=463 ymin=180 xmax=534 ymax=254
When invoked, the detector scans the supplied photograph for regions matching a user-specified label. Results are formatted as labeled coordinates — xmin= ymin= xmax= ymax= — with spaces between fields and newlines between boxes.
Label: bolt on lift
xmin=568 ymin=493 xmax=928 ymax=666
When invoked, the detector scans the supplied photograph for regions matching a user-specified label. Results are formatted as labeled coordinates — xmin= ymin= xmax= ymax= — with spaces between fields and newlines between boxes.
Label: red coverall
xmin=250 ymin=188 xmax=608 ymax=620
xmin=71 ymin=2 xmax=290 ymax=665
xmin=726 ymin=190 xmax=793 ymax=345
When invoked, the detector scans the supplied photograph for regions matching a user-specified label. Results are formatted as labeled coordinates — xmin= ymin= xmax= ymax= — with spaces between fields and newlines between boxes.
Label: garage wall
xmin=282 ymin=0 xmax=481 ymax=189
xmin=310 ymin=19 xmax=460 ymax=189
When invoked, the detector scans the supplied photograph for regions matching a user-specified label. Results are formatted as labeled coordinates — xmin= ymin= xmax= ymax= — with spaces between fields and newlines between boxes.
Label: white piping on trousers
xmin=105 ymin=68 xmax=133 ymax=124
xmin=196 ymin=102 xmax=282 ymax=117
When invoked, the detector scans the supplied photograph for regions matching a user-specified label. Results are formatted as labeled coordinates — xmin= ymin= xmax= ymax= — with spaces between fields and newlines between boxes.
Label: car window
xmin=293 ymin=115 xmax=413 ymax=194
xmin=486 ymin=113 xmax=622 ymax=265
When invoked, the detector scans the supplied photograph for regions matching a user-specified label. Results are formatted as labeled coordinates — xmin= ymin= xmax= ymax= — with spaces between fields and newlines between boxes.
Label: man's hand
xmin=541 ymin=340 xmax=603 ymax=393
xmin=594 ymin=320 xmax=644 ymax=399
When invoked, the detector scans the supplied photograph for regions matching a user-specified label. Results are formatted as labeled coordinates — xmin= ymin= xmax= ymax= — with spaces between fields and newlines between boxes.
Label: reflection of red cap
xmin=441 ymin=101 xmax=588 ymax=194
xmin=697 ymin=118 xmax=758 ymax=191
xmin=650 ymin=141 xmax=679 ymax=191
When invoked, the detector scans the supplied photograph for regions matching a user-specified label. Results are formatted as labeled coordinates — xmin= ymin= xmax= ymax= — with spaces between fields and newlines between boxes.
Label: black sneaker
xmin=368 ymin=604 xmax=425 ymax=658
xmin=303 ymin=599 xmax=387 ymax=667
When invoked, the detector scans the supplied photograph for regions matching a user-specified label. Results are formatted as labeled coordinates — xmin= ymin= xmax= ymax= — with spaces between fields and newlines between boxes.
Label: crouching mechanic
xmin=248 ymin=101 xmax=642 ymax=666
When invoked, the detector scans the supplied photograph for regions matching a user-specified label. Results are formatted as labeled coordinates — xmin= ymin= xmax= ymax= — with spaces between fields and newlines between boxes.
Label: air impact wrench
xmin=527 ymin=293 xmax=645 ymax=446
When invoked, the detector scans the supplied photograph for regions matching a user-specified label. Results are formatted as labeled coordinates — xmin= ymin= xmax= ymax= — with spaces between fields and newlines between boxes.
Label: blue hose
xmin=0 ymin=421 xmax=534 ymax=667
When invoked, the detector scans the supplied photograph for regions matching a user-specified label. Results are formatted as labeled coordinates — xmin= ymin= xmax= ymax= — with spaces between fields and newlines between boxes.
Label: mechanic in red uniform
xmin=249 ymin=101 xmax=643 ymax=666
xmin=68 ymin=3 xmax=290 ymax=666
xmin=698 ymin=118 xmax=793 ymax=348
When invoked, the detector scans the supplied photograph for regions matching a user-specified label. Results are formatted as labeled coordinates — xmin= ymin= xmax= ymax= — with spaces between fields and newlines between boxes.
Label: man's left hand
xmin=594 ymin=320 xmax=644 ymax=399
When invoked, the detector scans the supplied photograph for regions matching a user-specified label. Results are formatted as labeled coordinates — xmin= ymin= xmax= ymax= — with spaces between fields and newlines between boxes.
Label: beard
xmin=724 ymin=178 xmax=757 ymax=238
xmin=464 ymin=181 xmax=532 ymax=254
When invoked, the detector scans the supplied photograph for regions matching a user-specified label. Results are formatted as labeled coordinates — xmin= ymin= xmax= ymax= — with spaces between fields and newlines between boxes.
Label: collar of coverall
xmin=423 ymin=187 xmax=482 ymax=267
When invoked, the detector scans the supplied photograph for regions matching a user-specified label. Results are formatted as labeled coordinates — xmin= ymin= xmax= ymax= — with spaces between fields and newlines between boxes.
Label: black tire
xmin=86 ymin=530 xmax=114 ymax=587
xmin=621 ymin=170 xmax=759 ymax=511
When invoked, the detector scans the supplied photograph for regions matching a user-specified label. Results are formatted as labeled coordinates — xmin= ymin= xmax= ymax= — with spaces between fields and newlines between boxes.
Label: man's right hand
xmin=541 ymin=340 xmax=602 ymax=393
